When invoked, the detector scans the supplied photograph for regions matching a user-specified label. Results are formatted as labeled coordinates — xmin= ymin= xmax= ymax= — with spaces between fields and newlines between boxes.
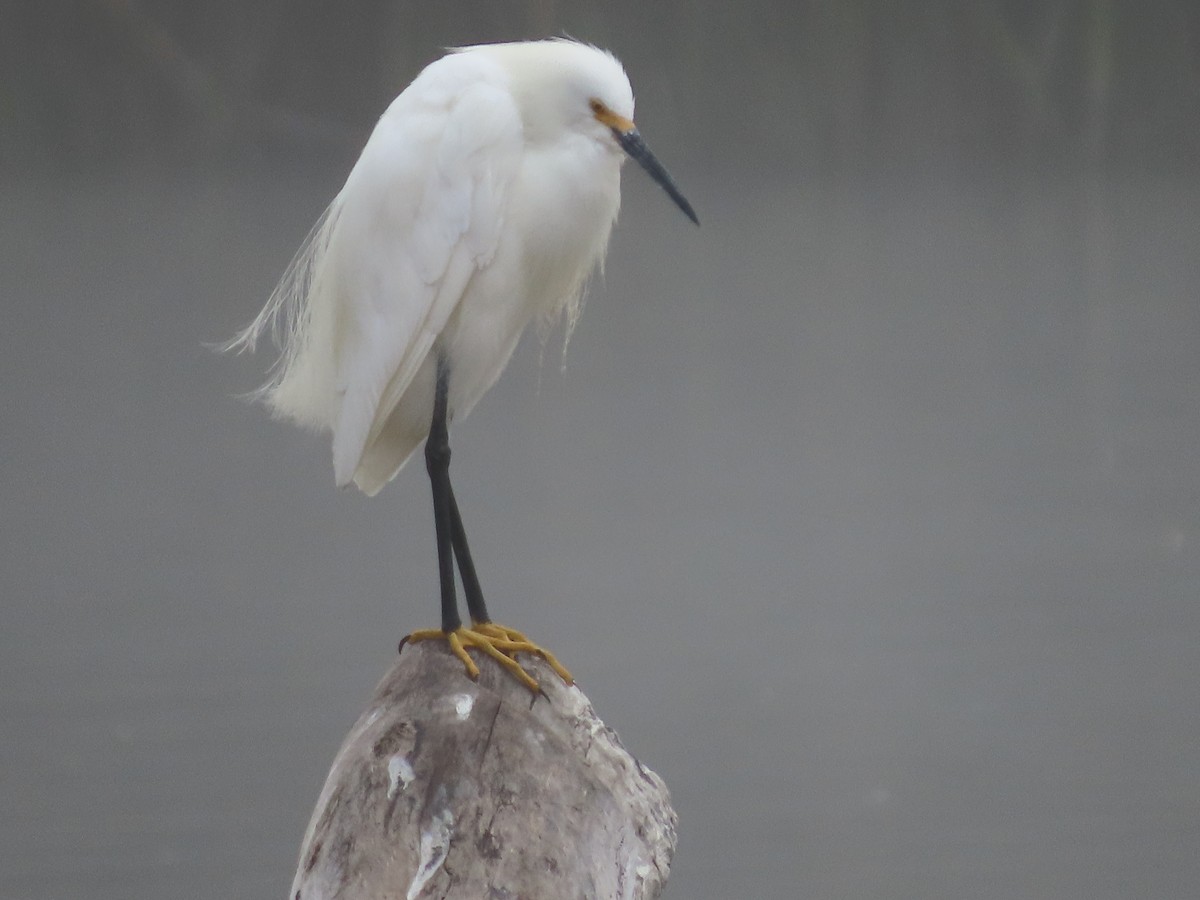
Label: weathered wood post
xmin=290 ymin=642 xmax=677 ymax=899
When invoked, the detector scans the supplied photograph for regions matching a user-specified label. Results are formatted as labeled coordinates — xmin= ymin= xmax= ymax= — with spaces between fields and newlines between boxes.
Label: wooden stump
xmin=290 ymin=642 xmax=677 ymax=899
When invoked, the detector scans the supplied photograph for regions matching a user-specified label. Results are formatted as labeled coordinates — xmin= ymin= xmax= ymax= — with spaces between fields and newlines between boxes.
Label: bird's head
xmin=474 ymin=39 xmax=698 ymax=226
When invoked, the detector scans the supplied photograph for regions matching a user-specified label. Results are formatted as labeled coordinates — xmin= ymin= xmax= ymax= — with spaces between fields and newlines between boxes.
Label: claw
xmin=473 ymin=622 xmax=574 ymax=685
xmin=403 ymin=623 xmax=572 ymax=693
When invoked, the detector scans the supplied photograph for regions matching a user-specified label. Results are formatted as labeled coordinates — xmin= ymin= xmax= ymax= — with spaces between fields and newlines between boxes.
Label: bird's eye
xmin=589 ymin=99 xmax=605 ymax=115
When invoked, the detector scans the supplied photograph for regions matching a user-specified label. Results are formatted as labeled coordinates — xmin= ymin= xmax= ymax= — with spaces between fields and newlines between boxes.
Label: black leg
xmin=449 ymin=484 xmax=492 ymax=625
xmin=408 ymin=361 xmax=573 ymax=690
xmin=425 ymin=355 xmax=460 ymax=634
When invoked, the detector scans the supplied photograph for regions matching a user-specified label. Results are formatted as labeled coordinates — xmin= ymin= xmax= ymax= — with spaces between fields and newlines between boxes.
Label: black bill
xmin=613 ymin=128 xmax=699 ymax=226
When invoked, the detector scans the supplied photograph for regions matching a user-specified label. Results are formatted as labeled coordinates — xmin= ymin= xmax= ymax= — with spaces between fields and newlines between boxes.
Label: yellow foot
xmin=402 ymin=623 xmax=572 ymax=693
xmin=472 ymin=621 xmax=574 ymax=686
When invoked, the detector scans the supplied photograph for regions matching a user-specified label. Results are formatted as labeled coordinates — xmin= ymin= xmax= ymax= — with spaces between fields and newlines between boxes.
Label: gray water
xmin=2 ymin=169 xmax=1198 ymax=899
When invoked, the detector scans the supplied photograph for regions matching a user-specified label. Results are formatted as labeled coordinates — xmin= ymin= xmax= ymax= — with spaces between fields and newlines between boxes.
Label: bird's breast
xmin=507 ymin=137 xmax=622 ymax=314
xmin=432 ymin=136 xmax=621 ymax=419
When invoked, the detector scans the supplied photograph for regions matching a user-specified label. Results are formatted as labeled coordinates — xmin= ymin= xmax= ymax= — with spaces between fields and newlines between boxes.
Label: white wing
xmin=230 ymin=52 xmax=522 ymax=491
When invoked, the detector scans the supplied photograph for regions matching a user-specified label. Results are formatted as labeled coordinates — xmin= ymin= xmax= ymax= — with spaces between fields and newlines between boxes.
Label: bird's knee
xmin=425 ymin=436 xmax=451 ymax=473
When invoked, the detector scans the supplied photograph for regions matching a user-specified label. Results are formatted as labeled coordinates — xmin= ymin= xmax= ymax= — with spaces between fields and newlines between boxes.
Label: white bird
xmin=225 ymin=39 xmax=696 ymax=691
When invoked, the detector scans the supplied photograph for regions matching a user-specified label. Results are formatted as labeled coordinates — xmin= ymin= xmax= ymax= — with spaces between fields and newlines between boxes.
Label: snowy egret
xmin=225 ymin=39 xmax=696 ymax=691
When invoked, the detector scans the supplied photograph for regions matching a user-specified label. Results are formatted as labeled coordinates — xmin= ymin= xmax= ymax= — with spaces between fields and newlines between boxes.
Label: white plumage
xmin=224 ymin=39 xmax=697 ymax=690
xmin=228 ymin=39 xmax=695 ymax=498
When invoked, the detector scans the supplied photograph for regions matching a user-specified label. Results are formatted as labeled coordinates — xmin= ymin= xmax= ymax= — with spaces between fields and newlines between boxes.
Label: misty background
xmin=3 ymin=2 xmax=1198 ymax=898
